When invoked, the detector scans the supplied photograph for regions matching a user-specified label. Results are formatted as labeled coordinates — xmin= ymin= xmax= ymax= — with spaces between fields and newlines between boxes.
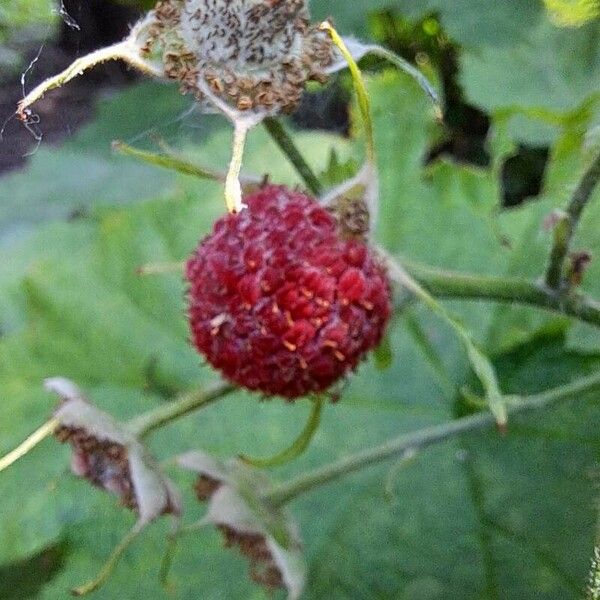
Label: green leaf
xmin=461 ymin=20 xmax=600 ymax=119
xmin=543 ymin=0 xmax=600 ymax=28
xmin=311 ymin=0 xmax=544 ymax=46
xmin=310 ymin=0 xmax=599 ymax=145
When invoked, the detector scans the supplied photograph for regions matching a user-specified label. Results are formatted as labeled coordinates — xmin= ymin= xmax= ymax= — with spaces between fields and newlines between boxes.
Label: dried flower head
xmin=142 ymin=0 xmax=334 ymax=114
xmin=47 ymin=378 xmax=181 ymax=524
xmin=178 ymin=451 xmax=305 ymax=599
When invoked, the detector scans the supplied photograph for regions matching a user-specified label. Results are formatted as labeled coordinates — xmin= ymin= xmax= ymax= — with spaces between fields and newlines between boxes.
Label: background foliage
xmin=0 ymin=1 xmax=599 ymax=598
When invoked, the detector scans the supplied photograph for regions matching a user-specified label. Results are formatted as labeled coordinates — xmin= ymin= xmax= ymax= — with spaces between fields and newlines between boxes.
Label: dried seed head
xmin=47 ymin=378 xmax=181 ymax=524
xmin=55 ymin=425 xmax=138 ymax=510
xmin=178 ymin=451 xmax=306 ymax=599
xmin=143 ymin=0 xmax=334 ymax=113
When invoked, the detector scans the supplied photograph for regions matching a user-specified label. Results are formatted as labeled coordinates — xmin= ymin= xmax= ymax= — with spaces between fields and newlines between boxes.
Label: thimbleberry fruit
xmin=186 ymin=185 xmax=392 ymax=399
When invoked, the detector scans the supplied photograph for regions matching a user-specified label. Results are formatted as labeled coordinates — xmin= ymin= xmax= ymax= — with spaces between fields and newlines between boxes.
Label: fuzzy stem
xmin=128 ymin=383 xmax=235 ymax=438
xmin=404 ymin=260 xmax=600 ymax=328
xmin=225 ymin=120 xmax=252 ymax=213
xmin=17 ymin=41 xmax=161 ymax=120
xmin=263 ymin=118 xmax=323 ymax=196
xmin=544 ymin=150 xmax=600 ymax=289
xmin=265 ymin=370 xmax=600 ymax=506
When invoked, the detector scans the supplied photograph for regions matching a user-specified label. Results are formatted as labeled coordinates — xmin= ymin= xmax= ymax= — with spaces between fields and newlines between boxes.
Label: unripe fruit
xmin=186 ymin=185 xmax=392 ymax=399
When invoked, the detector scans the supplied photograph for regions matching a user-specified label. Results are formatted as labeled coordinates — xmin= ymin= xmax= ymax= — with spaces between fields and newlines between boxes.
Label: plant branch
xmin=128 ymin=383 xmax=235 ymax=438
xmin=265 ymin=370 xmax=600 ymax=506
xmin=545 ymin=150 xmax=600 ymax=289
xmin=263 ymin=118 xmax=323 ymax=196
xmin=404 ymin=260 xmax=600 ymax=328
xmin=17 ymin=40 xmax=162 ymax=121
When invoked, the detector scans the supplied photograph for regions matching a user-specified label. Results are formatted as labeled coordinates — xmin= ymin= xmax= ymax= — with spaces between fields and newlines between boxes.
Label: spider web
xmin=0 ymin=1 xmax=208 ymax=173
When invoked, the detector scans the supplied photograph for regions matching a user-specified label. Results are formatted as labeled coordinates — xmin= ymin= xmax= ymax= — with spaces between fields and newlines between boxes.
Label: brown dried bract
xmin=193 ymin=474 xmax=222 ymax=501
xmin=55 ymin=425 xmax=138 ymax=510
xmin=219 ymin=525 xmax=285 ymax=590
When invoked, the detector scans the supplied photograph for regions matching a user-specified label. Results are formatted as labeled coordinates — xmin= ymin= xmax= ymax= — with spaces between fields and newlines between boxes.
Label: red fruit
xmin=186 ymin=185 xmax=392 ymax=399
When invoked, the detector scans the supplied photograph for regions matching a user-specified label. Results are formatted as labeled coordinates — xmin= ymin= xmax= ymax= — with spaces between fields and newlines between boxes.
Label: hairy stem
xmin=545 ymin=150 xmax=600 ymax=289
xmin=263 ymin=118 xmax=323 ymax=196
xmin=0 ymin=418 xmax=59 ymax=472
xmin=404 ymin=261 xmax=600 ymax=328
xmin=225 ymin=120 xmax=252 ymax=213
xmin=265 ymin=371 xmax=600 ymax=506
xmin=17 ymin=40 xmax=161 ymax=120
xmin=128 ymin=383 xmax=235 ymax=438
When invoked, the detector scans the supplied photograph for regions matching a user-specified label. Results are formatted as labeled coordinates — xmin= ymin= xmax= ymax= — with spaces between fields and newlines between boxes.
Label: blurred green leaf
xmin=311 ymin=0 xmax=544 ymax=46
xmin=0 ymin=0 xmax=55 ymax=39
xmin=461 ymin=19 xmax=600 ymax=119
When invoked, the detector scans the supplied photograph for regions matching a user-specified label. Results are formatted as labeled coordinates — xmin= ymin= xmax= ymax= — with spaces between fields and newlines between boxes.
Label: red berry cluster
xmin=186 ymin=185 xmax=391 ymax=399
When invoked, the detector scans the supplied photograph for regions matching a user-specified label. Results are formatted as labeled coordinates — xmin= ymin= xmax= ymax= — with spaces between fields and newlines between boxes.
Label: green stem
xmin=128 ymin=383 xmax=235 ymax=438
xmin=404 ymin=261 xmax=600 ymax=329
xmin=265 ymin=370 xmax=600 ymax=506
xmin=545 ymin=150 xmax=600 ymax=289
xmin=263 ymin=118 xmax=323 ymax=196
xmin=72 ymin=523 xmax=144 ymax=596
xmin=240 ymin=397 xmax=324 ymax=468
